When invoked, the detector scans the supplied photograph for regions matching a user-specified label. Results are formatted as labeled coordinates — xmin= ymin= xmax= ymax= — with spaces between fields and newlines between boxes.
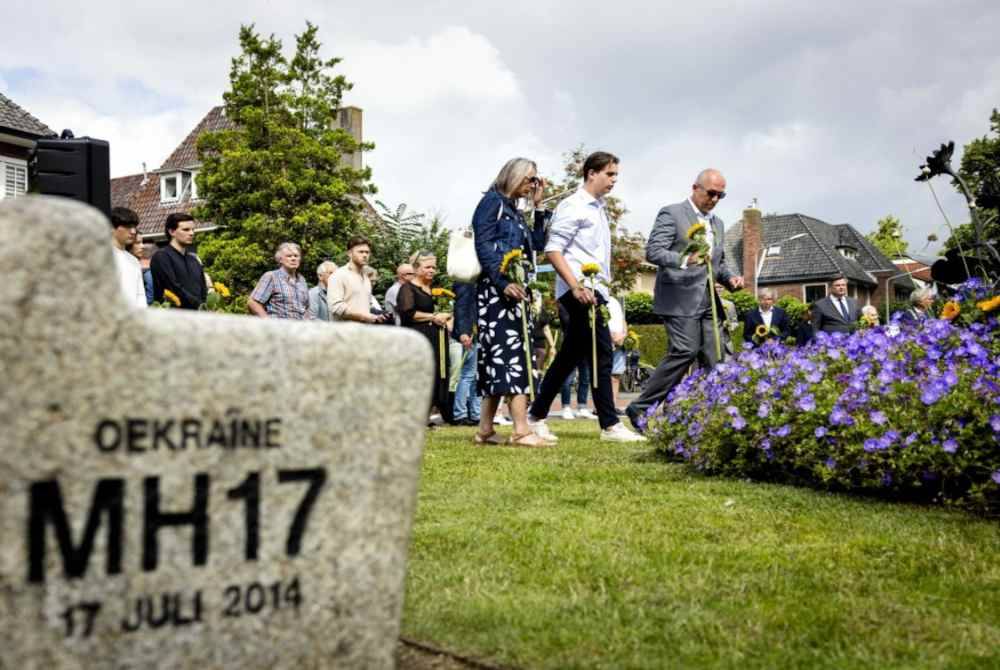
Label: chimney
xmin=742 ymin=203 xmax=763 ymax=294
xmin=334 ymin=106 xmax=364 ymax=171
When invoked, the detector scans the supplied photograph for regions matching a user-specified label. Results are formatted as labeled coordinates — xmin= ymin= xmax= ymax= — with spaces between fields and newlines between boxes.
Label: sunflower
xmin=754 ymin=324 xmax=769 ymax=338
xmin=162 ymin=289 xmax=182 ymax=307
xmin=941 ymin=301 xmax=961 ymax=320
xmin=213 ymin=282 xmax=231 ymax=298
xmin=431 ymin=287 xmax=456 ymax=299
xmin=581 ymin=262 xmax=601 ymax=277
xmin=686 ymin=221 xmax=706 ymax=238
xmin=499 ymin=248 xmax=523 ymax=275
xmin=976 ymin=296 xmax=1000 ymax=313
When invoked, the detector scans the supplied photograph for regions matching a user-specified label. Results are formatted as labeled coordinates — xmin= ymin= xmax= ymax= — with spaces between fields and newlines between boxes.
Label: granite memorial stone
xmin=0 ymin=196 xmax=432 ymax=669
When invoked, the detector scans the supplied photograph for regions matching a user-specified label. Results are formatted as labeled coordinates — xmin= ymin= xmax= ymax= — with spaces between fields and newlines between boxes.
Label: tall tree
xmin=943 ymin=108 xmax=1000 ymax=256
xmin=866 ymin=214 xmax=909 ymax=258
xmin=542 ymin=146 xmax=646 ymax=294
xmin=193 ymin=22 xmax=376 ymax=293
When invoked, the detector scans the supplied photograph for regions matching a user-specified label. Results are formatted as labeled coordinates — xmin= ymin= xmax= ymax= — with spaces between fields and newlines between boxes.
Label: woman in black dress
xmin=398 ymin=252 xmax=452 ymax=423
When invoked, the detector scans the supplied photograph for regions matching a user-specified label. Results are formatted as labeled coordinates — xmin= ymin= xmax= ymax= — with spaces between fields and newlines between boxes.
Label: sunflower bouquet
xmin=623 ymin=328 xmax=641 ymax=352
xmin=153 ymin=289 xmax=182 ymax=309
xmin=500 ymin=248 xmax=537 ymax=399
xmin=201 ymin=282 xmax=233 ymax=312
xmin=684 ymin=219 xmax=723 ymax=360
xmin=430 ymin=287 xmax=455 ymax=380
xmin=751 ymin=323 xmax=782 ymax=345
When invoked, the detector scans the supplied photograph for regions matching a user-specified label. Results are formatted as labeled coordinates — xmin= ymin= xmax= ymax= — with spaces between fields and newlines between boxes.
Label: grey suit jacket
xmin=646 ymin=200 xmax=736 ymax=317
xmin=812 ymin=295 xmax=859 ymax=334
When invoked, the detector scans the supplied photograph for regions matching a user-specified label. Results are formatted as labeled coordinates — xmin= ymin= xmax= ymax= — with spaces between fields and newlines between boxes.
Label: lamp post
xmin=755 ymin=233 xmax=807 ymax=296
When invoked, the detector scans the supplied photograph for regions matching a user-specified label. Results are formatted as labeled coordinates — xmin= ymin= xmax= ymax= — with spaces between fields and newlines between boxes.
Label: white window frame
xmin=160 ymin=172 xmax=180 ymax=203
xmin=802 ymin=283 xmax=827 ymax=303
xmin=765 ymin=244 xmax=782 ymax=257
xmin=1 ymin=156 xmax=29 ymax=200
xmin=189 ymin=169 xmax=199 ymax=200
xmin=838 ymin=247 xmax=857 ymax=261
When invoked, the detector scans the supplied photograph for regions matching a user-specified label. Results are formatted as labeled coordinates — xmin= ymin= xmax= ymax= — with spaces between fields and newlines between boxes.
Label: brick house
xmin=111 ymin=105 xmax=375 ymax=253
xmin=725 ymin=207 xmax=915 ymax=309
xmin=0 ymin=92 xmax=55 ymax=200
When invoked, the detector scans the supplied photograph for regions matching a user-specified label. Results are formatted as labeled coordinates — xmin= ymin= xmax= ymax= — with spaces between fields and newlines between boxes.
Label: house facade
xmin=724 ymin=208 xmax=915 ymax=310
xmin=0 ymin=92 xmax=55 ymax=201
xmin=111 ymin=105 xmax=374 ymax=251
xmin=632 ymin=207 xmax=916 ymax=310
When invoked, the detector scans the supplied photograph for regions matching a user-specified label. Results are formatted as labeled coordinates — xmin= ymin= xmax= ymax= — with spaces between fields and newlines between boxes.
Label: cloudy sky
xmin=4 ymin=0 xmax=998 ymax=255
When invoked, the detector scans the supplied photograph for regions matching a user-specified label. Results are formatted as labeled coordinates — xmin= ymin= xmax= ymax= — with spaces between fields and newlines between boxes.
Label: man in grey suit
xmin=812 ymin=275 xmax=860 ymax=334
xmin=625 ymin=169 xmax=744 ymax=432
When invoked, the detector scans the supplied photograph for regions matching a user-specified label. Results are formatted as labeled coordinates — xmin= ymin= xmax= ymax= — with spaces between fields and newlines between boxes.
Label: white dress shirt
xmin=113 ymin=247 xmax=147 ymax=309
xmin=760 ymin=307 xmax=773 ymax=330
xmin=544 ymin=188 xmax=612 ymax=299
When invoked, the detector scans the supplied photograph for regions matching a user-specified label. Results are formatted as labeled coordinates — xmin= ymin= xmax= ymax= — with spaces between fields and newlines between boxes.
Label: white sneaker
xmin=529 ymin=420 xmax=558 ymax=442
xmin=561 ymin=407 xmax=575 ymax=420
xmin=429 ymin=413 xmax=445 ymax=426
xmin=576 ymin=408 xmax=597 ymax=420
xmin=600 ymin=422 xmax=647 ymax=443
xmin=493 ymin=414 xmax=512 ymax=426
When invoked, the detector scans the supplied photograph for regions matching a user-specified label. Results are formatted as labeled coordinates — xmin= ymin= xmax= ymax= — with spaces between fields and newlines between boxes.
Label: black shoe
xmin=615 ymin=408 xmax=626 ymax=416
xmin=624 ymin=404 xmax=645 ymax=434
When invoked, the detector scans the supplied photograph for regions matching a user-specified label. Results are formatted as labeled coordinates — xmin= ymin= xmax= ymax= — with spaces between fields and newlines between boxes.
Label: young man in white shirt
xmin=110 ymin=207 xmax=147 ymax=309
xmin=528 ymin=152 xmax=644 ymax=443
xmin=328 ymin=236 xmax=391 ymax=323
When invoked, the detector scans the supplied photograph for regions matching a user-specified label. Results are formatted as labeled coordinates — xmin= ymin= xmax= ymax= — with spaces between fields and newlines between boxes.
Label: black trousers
xmin=530 ymin=292 xmax=618 ymax=429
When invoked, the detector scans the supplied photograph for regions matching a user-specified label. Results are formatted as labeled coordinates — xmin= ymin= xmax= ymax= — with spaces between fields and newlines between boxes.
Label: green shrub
xmin=721 ymin=289 xmax=757 ymax=317
xmin=632 ymin=323 xmax=666 ymax=366
xmin=623 ymin=292 xmax=658 ymax=324
xmin=776 ymin=295 xmax=808 ymax=325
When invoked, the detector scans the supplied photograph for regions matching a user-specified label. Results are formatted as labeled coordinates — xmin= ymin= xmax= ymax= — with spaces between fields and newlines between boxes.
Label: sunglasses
xmin=697 ymin=185 xmax=726 ymax=200
xmin=527 ymin=177 xmax=541 ymax=186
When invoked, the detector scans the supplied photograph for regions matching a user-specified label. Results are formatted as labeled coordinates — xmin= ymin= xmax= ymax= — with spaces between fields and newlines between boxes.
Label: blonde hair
xmin=408 ymin=251 xmax=436 ymax=268
xmin=490 ymin=157 xmax=537 ymax=198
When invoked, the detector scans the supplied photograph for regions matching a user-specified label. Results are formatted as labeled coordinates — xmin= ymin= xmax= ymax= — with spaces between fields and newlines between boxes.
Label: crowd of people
xmin=109 ymin=152 xmax=929 ymax=448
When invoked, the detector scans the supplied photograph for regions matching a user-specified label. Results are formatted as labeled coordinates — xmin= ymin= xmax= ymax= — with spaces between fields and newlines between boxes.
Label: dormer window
xmin=837 ymin=246 xmax=858 ymax=261
xmin=160 ymin=173 xmax=179 ymax=203
xmin=160 ymin=170 xmax=198 ymax=203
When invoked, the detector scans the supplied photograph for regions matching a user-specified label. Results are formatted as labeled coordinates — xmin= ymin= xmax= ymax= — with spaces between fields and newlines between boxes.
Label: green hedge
xmin=632 ymin=323 xmax=666 ymax=367
xmin=623 ymin=292 xmax=658 ymax=324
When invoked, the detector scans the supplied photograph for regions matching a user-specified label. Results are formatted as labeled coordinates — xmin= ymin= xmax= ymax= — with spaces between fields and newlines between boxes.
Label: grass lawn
xmin=402 ymin=421 xmax=1000 ymax=669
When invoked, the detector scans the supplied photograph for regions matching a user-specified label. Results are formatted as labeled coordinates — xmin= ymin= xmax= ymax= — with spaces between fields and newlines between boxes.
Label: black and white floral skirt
xmin=476 ymin=278 xmax=530 ymax=397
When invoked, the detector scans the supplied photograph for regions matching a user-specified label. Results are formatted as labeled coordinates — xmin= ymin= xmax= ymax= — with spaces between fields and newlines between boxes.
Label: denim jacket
xmin=472 ymin=187 xmax=550 ymax=292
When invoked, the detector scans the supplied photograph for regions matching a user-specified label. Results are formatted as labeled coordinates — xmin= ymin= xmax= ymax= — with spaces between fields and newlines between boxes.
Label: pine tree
xmin=193 ymin=22 xmax=376 ymax=293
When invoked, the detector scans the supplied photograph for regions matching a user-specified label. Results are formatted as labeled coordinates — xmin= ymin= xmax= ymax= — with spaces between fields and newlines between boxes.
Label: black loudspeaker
xmin=33 ymin=136 xmax=111 ymax=219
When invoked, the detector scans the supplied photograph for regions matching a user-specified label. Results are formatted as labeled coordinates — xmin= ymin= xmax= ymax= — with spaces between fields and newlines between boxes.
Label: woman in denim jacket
xmin=472 ymin=157 xmax=553 ymax=447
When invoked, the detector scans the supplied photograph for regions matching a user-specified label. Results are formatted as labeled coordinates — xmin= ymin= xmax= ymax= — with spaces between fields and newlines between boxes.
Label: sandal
xmin=473 ymin=431 xmax=503 ymax=446
xmin=507 ymin=432 xmax=554 ymax=448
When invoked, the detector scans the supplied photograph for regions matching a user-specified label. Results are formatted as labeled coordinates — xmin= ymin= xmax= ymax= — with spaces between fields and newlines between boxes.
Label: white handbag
xmin=447 ymin=227 xmax=482 ymax=282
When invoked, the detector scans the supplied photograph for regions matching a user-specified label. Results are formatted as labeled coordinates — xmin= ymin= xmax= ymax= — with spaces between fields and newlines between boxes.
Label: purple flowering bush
xmin=647 ymin=307 xmax=1000 ymax=513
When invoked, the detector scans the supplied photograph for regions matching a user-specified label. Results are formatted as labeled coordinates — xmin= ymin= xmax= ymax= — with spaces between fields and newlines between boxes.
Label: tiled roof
xmin=112 ymin=104 xmax=378 ymax=237
xmin=725 ymin=213 xmax=916 ymax=290
xmin=158 ymin=106 xmax=234 ymax=170
xmin=0 ymin=92 xmax=55 ymax=138
xmin=110 ymin=172 xmax=210 ymax=238
xmin=893 ymin=261 xmax=934 ymax=282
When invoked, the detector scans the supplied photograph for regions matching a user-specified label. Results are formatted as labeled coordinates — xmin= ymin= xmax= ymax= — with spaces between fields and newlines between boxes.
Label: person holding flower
xmin=398 ymin=251 xmax=453 ymax=425
xmin=471 ymin=157 xmax=553 ymax=446
xmin=625 ymin=168 xmax=744 ymax=434
xmin=742 ymin=288 xmax=789 ymax=347
xmin=527 ymin=151 xmax=645 ymax=443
